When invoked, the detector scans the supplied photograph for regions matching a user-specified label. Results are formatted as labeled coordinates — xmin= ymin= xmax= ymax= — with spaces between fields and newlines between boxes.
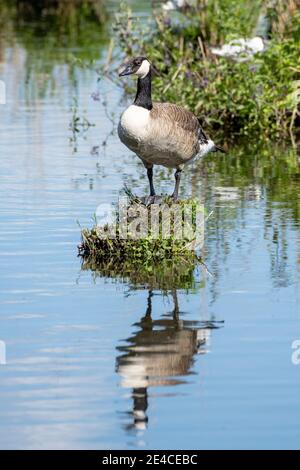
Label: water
xmin=0 ymin=1 xmax=300 ymax=450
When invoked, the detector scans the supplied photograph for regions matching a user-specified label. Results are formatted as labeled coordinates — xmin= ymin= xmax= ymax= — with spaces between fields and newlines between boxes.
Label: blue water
xmin=0 ymin=0 xmax=300 ymax=450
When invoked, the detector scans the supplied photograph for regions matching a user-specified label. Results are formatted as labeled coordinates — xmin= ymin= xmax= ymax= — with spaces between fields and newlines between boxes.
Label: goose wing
xmin=150 ymin=102 xmax=208 ymax=144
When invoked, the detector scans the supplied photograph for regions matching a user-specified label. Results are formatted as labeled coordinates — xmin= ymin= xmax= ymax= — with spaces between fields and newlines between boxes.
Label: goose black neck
xmin=134 ymin=70 xmax=152 ymax=110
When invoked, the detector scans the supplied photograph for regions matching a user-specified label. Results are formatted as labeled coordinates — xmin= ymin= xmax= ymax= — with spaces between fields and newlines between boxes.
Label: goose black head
xmin=118 ymin=57 xmax=151 ymax=79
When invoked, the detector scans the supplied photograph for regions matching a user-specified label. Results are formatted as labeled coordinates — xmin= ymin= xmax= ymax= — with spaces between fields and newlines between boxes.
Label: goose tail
xmin=213 ymin=145 xmax=226 ymax=154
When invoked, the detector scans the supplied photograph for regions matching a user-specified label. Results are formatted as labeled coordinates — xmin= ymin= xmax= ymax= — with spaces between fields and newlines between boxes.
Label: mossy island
xmin=78 ymin=191 xmax=205 ymax=289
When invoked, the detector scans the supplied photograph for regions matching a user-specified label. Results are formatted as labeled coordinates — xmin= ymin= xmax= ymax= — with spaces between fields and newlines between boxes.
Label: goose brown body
xmin=118 ymin=102 xmax=208 ymax=169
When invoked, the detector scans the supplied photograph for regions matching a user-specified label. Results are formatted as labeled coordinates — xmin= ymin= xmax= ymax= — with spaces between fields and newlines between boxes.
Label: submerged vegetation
xmin=114 ymin=0 xmax=300 ymax=143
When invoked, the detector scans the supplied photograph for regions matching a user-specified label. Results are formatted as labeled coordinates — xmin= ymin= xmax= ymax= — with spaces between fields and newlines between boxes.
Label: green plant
xmin=69 ymin=97 xmax=95 ymax=152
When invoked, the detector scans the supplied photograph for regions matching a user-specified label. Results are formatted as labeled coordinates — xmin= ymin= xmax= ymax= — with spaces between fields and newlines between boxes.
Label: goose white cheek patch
xmin=136 ymin=60 xmax=150 ymax=78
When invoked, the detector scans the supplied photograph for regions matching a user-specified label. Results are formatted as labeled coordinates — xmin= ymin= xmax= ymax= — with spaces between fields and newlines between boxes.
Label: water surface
xmin=0 ymin=0 xmax=300 ymax=450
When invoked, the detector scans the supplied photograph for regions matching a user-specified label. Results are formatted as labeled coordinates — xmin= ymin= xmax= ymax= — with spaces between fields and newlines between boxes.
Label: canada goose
xmin=118 ymin=56 xmax=225 ymax=202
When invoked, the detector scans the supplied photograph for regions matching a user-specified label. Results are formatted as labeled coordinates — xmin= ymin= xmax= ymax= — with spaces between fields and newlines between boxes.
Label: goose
xmin=118 ymin=56 xmax=225 ymax=202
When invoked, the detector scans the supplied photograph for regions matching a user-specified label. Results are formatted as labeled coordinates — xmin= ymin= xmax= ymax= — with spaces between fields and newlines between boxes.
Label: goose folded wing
xmin=151 ymin=103 xmax=208 ymax=140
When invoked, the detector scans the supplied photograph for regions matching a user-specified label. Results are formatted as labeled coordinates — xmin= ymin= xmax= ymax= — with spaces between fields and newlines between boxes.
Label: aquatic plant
xmin=69 ymin=97 xmax=95 ymax=152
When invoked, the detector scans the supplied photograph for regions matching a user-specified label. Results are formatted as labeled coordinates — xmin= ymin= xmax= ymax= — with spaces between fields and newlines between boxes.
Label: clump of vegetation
xmin=78 ymin=192 xmax=203 ymax=266
xmin=114 ymin=0 xmax=300 ymax=142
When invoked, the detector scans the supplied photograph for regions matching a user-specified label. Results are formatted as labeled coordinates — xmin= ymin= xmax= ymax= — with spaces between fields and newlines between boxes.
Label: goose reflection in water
xmin=116 ymin=289 xmax=219 ymax=431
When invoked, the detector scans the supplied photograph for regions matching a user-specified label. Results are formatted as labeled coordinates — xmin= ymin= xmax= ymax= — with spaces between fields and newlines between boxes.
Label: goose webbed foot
xmin=140 ymin=195 xmax=163 ymax=206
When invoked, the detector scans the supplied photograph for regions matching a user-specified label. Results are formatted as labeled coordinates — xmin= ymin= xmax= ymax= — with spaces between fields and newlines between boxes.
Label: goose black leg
xmin=172 ymin=168 xmax=182 ymax=201
xmin=140 ymin=166 xmax=158 ymax=206
xmin=147 ymin=167 xmax=155 ymax=197
xmin=141 ymin=166 xmax=163 ymax=206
